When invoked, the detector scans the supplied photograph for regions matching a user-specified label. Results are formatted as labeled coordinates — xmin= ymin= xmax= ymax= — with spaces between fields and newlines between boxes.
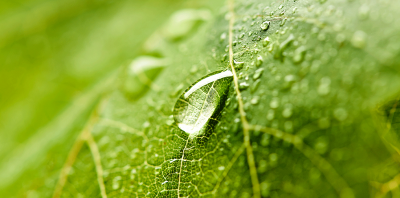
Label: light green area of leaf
xmin=1 ymin=0 xmax=400 ymax=197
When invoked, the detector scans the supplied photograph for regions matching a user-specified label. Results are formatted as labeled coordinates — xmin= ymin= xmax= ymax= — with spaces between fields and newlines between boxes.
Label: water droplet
xmin=220 ymin=32 xmax=227 ymax=42
xmin=334 ymin=108 xmax=348 ymax=121
xmin=256 ymin=55 xmax=263 ymax=66
xmin=166 ymin=115 xmax=174 ymax=126
xmin=358 ymin=4 xmax=369 ymax=20
xmin=163 ymin=9 xmax=212 ymax=40
xmin=239 ymin=82 xmax=250 ymax=90
xmin=314 ymin=136 xmax=328 ymax=154
xmin=318 ymin=77 xmax=331 ymax=95
xmin=171 ymin=83 xmax=185 ymax=97
xmin=310 ymin=60 xmax=321 ymax=73
xmin=268 ymin=43 xmax=275 ymax=52
xmin=251 ymin=79 xmax=261 ymax=93
xmin=270 ymin=98 xmax=279 ymax=109
xmin=284 ymin=121 xmax=293 ymax=132
xmin=280 ymin=18 xmax=287 ymax=26
xmin=284 ymin=75 xmax=295 ymax=82
xmin=351 ymin=30 xmax=367 ymax=49
xmin=261 ymin=181 xmax=271 ymax=197
xmin=234 ymin=60 xmax=244 ymax=69
xmin=253 ymin=68 xmax=264 ymax=80
xmin=173 ymin=70 xmax=233 ymax=136
xmin=250 ymin=96 xmax=260 ymax=105
xmin=266 ymin=109 xmax=275 ymax=120
xmin=239 ymin=33 xmax=245 ymax=38
xmin=248 ymin=31 xmax=253 ymax=36
xmin=218 ymin=166 xmax=225 ymax=171
xmin=293 ymin=46 xmax=307 ymax=63
xmin=278 ymin=5 xmax=283 ymax=9
xmin=221 ymin=54 xmax=228 ymax=61
xmin=260 ymin=21 xmax=270 ymax=31
xmin=123 ymin=56 xmax=169 ymax=99
xmin=275 ymin=34 xmax=294 ymax=59
xmin=269 ymin=153 xmax=278 ymax=167
xmin=112 ymin=176 xmax=122 ymax=190
xmin=190 ymin=65 xmax=198 ymax=74
xmin=293 ymin=7 xmax=297 ymax=14
xmin=282 ymin=106 xmax=293 ymax=118
xmin=263 ymin=36 xmax=271 ymax=47
xmin=318 ymin=117 xmax=330 ymax=129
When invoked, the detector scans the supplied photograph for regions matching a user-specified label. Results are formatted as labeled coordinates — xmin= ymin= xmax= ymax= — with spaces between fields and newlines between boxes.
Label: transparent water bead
xmin=173 ymin=70 xmax=233 ymax=136
xmin=123 ymin=56 xmax=169 ymax=99
xmin=260 ymin=21 xmax=270 ymax=31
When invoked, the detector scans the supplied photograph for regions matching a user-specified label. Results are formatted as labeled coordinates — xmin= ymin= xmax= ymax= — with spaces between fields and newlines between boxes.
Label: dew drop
xmin=250 ymin=79 xmax=261 ymax=93
xmin=260 ymin=21 xmax=271 ymax=31
xmin=221 ymin=54 xmax=228 ymax=61
xmin=358 ymin=4 xmax=370 ymax=20
xmin=270 ymin=98 xmax=279 ymax=109
xmin=123 ymin=56 xmax=169 ymax=99
xmin=275 ymin=34 xmax=294 ymax=59
xmin=284 ymin=121 xmax=293 ymax=132
xmin=351 ymin=30 xmax=367 ymax=49
xmin=190 ymin=65 xmax=198 ymax=74
xmin=318 ymin=117 xmax=330 ymax=129
xmin=266 ymin=109 xmax=275 ymax=120
xmin=293 ymin=46 xmax=307 ymax=63
xmin=250 ymin=96 xmax=260 ymax=105
xmin=334 ymin=108 xmax=348 ymax=121
xmin=318 ymin=77 xmax=331 ymax=95
xmin=315 ymin=137 xmax=329 ymax=154
xmin=262 ymin=37 xmax=271 ymax=47
xmin=239 ymin=82 xmax=250 ymax=90
xmin=253 ymin=68 xmax=264 ymax=80
xmin=234 ymin=60 xmax=244 ymax=69
xmin=256 ymin=55 xmax=263 ymax=66
xmin=173 ymin=70 xmax=233 ymax=136
xmin=112 ymin=176 xmax=122 ymax=190
xmin=220 ymin=32 xmax=227 ymax=42
xmin=282 ymin=106 xmax=293 ymax=118
xmin=163 ymin=9 xmax=212 ymax=40
xmin=269 ymin=153 xmax=278 ymax=167
xmin=280 ymin=18 xmax=287 ymax=26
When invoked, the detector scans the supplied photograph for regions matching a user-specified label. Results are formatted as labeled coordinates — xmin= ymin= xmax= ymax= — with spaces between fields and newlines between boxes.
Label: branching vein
xmin=227 ymin=0 xmax=261 ymax=197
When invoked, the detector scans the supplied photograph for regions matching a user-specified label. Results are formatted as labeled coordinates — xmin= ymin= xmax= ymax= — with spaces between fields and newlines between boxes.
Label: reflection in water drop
xmin=173 ymin=70 xmax=233 ymax=136
xmin=260 ymin=21 xmax=270 ymax=31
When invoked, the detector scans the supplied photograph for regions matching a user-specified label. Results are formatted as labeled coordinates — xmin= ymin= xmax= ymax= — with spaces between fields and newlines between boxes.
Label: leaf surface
xmin=1 ymin=0 xmax=400 ymax=197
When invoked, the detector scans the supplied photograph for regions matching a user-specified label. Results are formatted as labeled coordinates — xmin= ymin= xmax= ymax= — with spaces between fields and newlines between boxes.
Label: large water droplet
xmin=173 ymin=70 xmax=233 ymax=136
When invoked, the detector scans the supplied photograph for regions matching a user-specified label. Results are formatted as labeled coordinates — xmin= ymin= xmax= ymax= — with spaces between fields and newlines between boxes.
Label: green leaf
xmin=1 ymin=0 xmax=400 ymax=197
